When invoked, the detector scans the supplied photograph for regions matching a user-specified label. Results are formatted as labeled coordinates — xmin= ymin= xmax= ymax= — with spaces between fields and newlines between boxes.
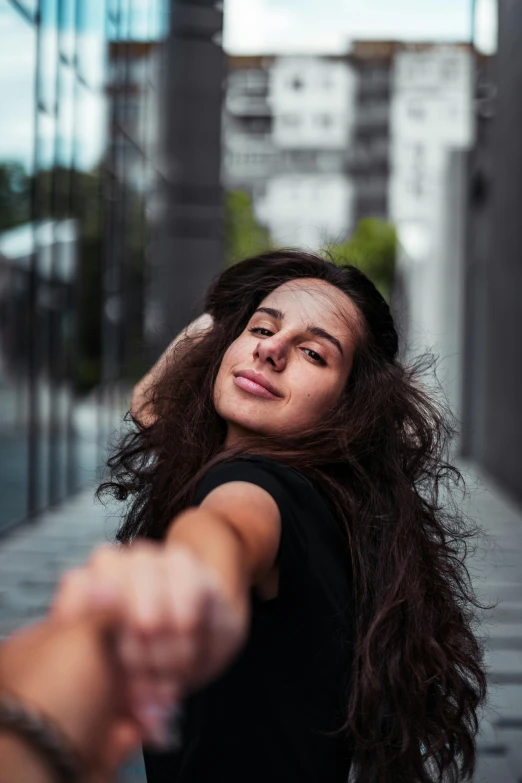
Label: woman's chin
xmin=223 ymin=417 xmax=272 ymax=446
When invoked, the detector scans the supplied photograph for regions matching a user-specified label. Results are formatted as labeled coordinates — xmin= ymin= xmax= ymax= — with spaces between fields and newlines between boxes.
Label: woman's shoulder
xmin=195 ymin=454 xmax=311 ymax=492
xmin=193 ymin=454 xmax=333 ymax=522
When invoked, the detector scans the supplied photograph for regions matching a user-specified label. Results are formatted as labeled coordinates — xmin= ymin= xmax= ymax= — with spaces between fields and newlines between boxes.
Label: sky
xmin=223 ymin=0 xmax=474 ymax=54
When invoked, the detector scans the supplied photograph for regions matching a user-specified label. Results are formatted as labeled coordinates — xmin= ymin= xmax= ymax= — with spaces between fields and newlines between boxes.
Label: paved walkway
xmin=460 ymin=462 xmax=522 ymax=783
xmin=0 ymin=485 xmax=146 ymax=781
xmin=0 ymin=462 xmax=521 ymax=782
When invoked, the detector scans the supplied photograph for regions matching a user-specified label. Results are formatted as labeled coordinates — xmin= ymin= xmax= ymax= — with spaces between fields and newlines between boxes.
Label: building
xmin=223 ymin=55 xmax=357 ymax=251
xmin=258 ymin=56 xmax=356 ymax=248
xmin=145 ymin=0 xmax=225 ymax=352
xmin=0 ymin=0 xmax=225 ymax=533
xmin=222 ymin=55 xmax=276 ymax=191
xmin=388 ymin=44 xmax=475 ymax=372
xmin=347 ymin=41 xmax=395 ymax=223
xmin=461 ymin=0 xmax=522 ymax=502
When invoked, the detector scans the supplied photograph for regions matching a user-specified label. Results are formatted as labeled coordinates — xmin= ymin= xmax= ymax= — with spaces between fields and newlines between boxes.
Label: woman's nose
xmin=254 ymin=336 xmax=287 ymax=370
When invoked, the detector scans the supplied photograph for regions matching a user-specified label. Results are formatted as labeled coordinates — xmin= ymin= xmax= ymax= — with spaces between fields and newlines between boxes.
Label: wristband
xmin=0 ymin=692 xmax=84 ymax=782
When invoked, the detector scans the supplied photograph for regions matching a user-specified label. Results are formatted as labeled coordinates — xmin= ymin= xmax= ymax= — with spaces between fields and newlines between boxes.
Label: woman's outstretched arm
xmin=51 ymin=480 xmax=281 ymax=743
xmin=131 ymin=312 xmax=213 ymax=426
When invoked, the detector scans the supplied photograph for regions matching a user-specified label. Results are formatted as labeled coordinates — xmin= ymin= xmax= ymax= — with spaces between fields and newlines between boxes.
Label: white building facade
xmin=389 ymin=44 xmax=475 ymax=422
xmin=223 ymin=55 xmax=358 ymax=251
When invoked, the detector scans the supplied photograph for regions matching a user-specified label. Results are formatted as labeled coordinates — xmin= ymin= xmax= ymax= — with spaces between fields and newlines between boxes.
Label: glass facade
xmin=0 ymin=0 xmax=169 ymax=533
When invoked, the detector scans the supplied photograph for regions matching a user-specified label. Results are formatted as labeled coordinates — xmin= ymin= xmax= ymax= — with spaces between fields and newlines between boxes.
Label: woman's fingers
xmin=51 ymin=567 xmax=100 ymax=620
xmin=121 ymin=544 xmax=167 ymax=633
xmin=49 ymin=540 xmax=245 ymax=723
xmin=52 ymin=544 xmax=125 ymax=621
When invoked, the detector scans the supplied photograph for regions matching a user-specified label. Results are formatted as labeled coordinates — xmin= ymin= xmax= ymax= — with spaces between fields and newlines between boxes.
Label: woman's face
xmin=214 ymin=278 xmax=360 ymax=445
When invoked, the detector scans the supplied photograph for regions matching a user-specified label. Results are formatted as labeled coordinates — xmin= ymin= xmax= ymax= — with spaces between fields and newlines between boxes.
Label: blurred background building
xmin=461 ymin=0 xmax=521 ymax=501
xmin=223 ymin=54 xmax=356 ymax=250
xmin=347 ymin=41 xmax=393 ymax=225
xmin=1 ymin=0 xmax=520 ymax=526
xmin=0 ymin=0 xmax=224 ymax=533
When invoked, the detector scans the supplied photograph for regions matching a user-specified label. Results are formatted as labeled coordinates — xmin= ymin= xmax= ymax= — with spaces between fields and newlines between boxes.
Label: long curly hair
xmin=101 ymin=250 xmax=487 ymax=782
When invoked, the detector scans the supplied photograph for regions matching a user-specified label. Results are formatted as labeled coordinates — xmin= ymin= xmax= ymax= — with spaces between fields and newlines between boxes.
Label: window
xmin=407 ymin=101 xmax=425 ymax=120
xmin=281 ymin=114 xmax=300 ymax=127
xmin=0 ymin=2 xmax=37 ymax=528
xmin=316 ymin=114 xmax=333 ymax=127
xmin=441 ymin=59 xmax=458 ymax=82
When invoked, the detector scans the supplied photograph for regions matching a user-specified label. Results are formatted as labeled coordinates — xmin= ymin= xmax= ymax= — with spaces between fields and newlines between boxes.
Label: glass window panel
xmin=106 ymin=0 xmax=120 ymax=39
xmin=58 ymin=0 xmax=76 ymax=63
xmin=38 ymin=0 xmax=59 ymax=113
xmin=75 ymin=84 xmax=107 ymax=172
xmin=77 ymin=0 xmax=107 ymax=88
xmin=0 ymin=0 xmax=36 ymax=530
xmin=12 ymin=0 xmax=38 ymax=18
xmin=153 ymin=0 xmax=170 ymax=41
xmin=35 ymin=111 xmax=56 ymax=220
xmin=107 ymin=0 xmax=120 ymax=18
xmin=129 ymin=0 xmax=149 ymax=39
xmin=72 ymin=83 xmax=105 ymax=486
xmin=117 ymin=0 xmax=131 ymax=39
xmin=47 ymin=220 xmax=77 ymax=505
xmin=56 ymin=64 xmax=75 ymax=172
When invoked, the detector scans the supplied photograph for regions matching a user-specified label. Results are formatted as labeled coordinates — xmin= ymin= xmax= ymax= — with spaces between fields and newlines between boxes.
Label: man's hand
xmin=0 ymin=616 xmax=141 ymax=780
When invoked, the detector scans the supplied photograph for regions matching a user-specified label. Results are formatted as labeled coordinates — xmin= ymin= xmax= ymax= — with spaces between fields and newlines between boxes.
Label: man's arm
xmin=131 ymin=312 xmax=213 ymax=426
xmin=0 ymin=735 xmax=56 ymax=783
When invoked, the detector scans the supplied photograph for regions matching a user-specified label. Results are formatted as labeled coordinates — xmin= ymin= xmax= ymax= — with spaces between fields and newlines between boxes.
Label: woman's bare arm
xmin=51 ymin=482 xmax=282 ymax=714
xmin=165 ymin=481 xmax=282 ymax=618
xmin=131 ymin=312 xmax=213 ymax=426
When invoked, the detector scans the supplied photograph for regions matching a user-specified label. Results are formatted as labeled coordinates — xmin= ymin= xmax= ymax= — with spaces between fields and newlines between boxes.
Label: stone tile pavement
xmin=459 ymin=462 xmax=522 ymax=783
xmin=0 ymin=486 xmax=147 ymax=781
xmin=0 ymin=463 xmax=521 ymax=782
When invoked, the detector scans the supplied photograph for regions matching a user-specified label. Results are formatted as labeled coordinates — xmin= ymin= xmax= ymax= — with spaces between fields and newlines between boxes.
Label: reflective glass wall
xmin=0 ymin=0 xmax=169 ymax=533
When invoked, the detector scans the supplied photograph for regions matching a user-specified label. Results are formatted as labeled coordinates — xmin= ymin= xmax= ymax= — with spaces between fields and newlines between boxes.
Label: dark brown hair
xmin=101 ymin=250 xmax=487 ymax=782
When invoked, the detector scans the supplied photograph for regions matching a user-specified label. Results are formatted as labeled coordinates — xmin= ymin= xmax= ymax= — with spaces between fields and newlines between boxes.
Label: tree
xmin=328 ymin=217 xmax=397 ymax=302
xmin=0 ymin=162 xmax=31 ymax=230
xmin=224 ymin=190 xmax=272 ymax=266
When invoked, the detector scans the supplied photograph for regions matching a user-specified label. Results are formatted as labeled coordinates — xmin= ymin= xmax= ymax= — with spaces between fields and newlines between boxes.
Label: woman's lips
xmin=233 ymin=375 xmax=281 ymax=400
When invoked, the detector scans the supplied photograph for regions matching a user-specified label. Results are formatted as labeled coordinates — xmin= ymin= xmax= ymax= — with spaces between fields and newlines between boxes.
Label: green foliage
xmin=328 ymin=217 xmax=397 ymax=302
xmin=0 ymin=162 xmax=31 ymax=230
xmin=224 ymin=189 xmax=273 ymax=267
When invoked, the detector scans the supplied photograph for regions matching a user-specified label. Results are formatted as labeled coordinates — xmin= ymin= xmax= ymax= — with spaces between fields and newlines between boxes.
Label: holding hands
xmin=51 ymin=541 xmax=249 ymax=747
xmin=0 ymin=471 xmax=278 ymax=780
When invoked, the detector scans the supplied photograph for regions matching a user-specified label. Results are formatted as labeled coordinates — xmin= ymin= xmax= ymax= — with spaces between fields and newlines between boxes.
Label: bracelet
xmin=0 ymin=692 xmax=84 ymax=783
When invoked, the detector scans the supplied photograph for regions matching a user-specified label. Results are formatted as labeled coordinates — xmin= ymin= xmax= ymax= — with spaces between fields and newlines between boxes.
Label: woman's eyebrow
xmin=255 ymin=306 xmax=284 ymax=320
xmin=307 ymin=325 xmax=344 ymax=357
xmin=254 ymin=307 xmax=344 ymax=357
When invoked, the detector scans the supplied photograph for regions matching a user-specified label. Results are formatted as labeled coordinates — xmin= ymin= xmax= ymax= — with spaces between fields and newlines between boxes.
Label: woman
xmin=53 ymin=250 xmax=487 ymax=783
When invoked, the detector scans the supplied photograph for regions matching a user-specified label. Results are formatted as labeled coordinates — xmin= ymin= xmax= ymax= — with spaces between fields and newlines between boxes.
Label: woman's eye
xmin=249 ymin=327 xmax=326 ymax=366
xmin=302 ymin=348 xmax=326 ymax=366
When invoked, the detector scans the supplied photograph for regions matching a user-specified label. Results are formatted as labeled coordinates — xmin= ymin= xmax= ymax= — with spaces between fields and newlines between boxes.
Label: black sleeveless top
xmin=143 ymin=456 xmax=355 ymax=782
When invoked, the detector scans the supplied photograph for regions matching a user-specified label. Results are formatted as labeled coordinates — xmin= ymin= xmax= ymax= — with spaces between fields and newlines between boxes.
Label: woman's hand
xmin=51 ymin=541 xmax=248 ymax=744
xmin=0 ymin=615 xmax=141 ymax=780
xmin=131 ymin=312 xmax=213 ymax=426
